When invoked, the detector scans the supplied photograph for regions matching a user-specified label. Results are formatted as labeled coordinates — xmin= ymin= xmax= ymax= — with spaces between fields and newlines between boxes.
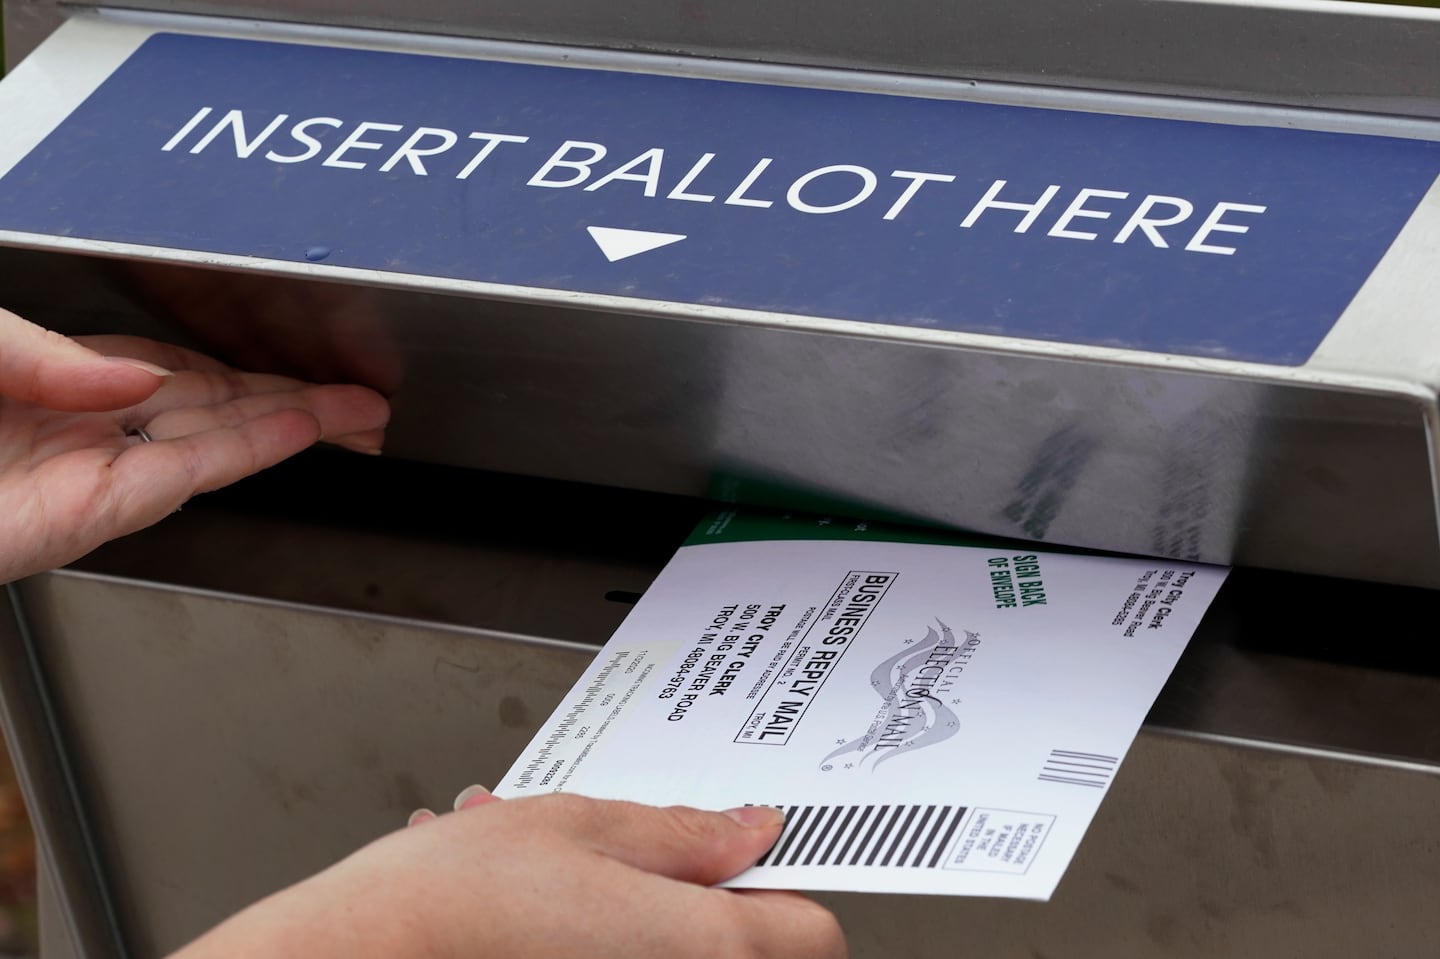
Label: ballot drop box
xmin=2 ymin=1 xmax=1440 ymax=956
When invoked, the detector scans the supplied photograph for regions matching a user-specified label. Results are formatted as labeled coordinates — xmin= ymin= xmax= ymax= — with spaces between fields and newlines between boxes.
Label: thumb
xmin=530 ymin=795 xmax=785 ymax=886
xmin=0 ymin=307 xmax=170 ymax=411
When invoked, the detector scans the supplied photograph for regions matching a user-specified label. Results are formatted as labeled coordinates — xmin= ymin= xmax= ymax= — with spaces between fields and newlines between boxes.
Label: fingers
xmin=406 ymin=785 xmax=499 ymax=827
xmin=75 ymin=334 xmax=233 ymax=375
xmin=0 ymin=309 xmax=170 ymax=412
xmin=141 ymin=384 xmax=389 ymax=452
xmin=406 ymin=809 xmax=437 ymax=827
xmin=407 ymin=793 xmax=782 ymax=884
xmin=104 ymin=407 xmax=328 ymax=526
xmin=515 ymin=795 xmax=787 ymax=887
xmin=7 ymin=407 xmax=326 ymax=577
xmin=112 ymin=363 xmax=390 ymax=454
xmin=329 ymin=428 xmax=385 ymax=456
xmin=453 ymin=784 xmax=501 ymax=811
xmin=123 ymin=367 xmax=331 ymax=423
xmin=385 ymin=791 xmax=844 ymax=959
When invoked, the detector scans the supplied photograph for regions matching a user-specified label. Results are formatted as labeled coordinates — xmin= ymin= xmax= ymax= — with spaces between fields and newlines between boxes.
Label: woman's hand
xmin=0 ymin=307 xmax=389 ymax=582
xmin=177 ymin=793 xmax=847 ymax=959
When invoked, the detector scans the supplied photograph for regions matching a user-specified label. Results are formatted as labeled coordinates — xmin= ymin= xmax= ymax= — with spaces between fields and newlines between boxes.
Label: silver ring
xmin=128 ymin=427 xmax=153 ymax=444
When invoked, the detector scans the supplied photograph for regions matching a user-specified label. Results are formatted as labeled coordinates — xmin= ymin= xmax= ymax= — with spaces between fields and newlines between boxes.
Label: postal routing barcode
xmin=1038 ymin=749 xmax=1119 ymax=788
xmin=754 ymin=804 xmax=968 ymax=869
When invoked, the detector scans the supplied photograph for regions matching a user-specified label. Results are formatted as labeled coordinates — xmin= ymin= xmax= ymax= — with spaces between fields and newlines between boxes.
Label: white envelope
xmin=496 ymin=510 xmax=1228 ymax=899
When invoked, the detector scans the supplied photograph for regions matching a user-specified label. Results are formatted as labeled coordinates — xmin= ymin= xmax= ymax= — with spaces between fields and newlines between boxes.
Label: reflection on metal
xmin=817 ymin=735 xmax=1440 ymax=958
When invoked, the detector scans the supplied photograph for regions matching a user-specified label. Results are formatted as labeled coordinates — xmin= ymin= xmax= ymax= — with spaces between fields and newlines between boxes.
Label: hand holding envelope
xmin=497 ymin=512 xmax=1229 ymax=899
xmin=176 ymin=794 xmax=847 ymax=959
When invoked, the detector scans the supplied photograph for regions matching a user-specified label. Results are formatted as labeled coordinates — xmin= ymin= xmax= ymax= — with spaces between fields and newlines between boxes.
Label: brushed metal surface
xmin=64 ymin=454 xmax=1440 ymax=770
xmin=818 ymin=736 xmax=1440 ymax=959
xmin=0 ymin=587 xmax=127 ymax=958
xmin=3 ymin=243 xmax=1435 ymax=587
xmin=39 ymin=862 xmax=84 ymax=959
xmin=4 ymin=459 xmax=1439 ymax=955
xmin=11 ymin=542 xmax=1440 ymax=957
xmin=17 ymin=577 xmax=597 ymax=957
xmin=8 ymin=0 xmax=1440 ymax=119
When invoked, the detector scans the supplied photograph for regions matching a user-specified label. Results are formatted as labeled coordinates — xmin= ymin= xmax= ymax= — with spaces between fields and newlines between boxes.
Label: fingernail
xmin=406 ymin=808 xmax=437 ymax=827
xmin=453 ymin=784 xmax=493 ymax=811
xmin=330 ymin=437 xmax=383 ymax=456
xmin=106 ymin=357 xmax=173 ymax=377
xmin=722 ymin=805 xmax=785 ymax=829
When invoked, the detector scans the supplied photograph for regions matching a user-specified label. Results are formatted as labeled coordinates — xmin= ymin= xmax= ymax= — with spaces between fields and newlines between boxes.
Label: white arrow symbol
xmin=586 ymin=226 xmax=687 ymax=262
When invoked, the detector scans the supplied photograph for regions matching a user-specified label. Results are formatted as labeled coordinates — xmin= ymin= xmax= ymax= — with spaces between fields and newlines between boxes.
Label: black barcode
xmin=1038 ymin=749 xmax=1119 ymax=787
xmin=754 ymin=804 xmax=968 ymax=869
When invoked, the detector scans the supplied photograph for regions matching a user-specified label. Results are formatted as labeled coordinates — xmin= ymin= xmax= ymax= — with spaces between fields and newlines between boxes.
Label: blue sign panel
xmin=3 ymin=32 xmax=1439 ymax=364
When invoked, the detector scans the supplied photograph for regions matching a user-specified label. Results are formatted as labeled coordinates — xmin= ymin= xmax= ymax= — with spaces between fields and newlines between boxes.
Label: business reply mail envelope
xmin=496 ymin=510 xmax=1227 ymax=899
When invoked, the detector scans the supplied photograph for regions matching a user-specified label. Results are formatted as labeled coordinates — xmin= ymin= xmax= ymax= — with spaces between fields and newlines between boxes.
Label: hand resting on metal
xmin=0 ymin=305 xmax=388 ymax=584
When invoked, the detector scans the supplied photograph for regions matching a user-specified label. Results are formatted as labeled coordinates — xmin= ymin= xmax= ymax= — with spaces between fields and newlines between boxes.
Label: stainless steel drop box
xmin=2 ymin=2 xmax=1439 ymax=957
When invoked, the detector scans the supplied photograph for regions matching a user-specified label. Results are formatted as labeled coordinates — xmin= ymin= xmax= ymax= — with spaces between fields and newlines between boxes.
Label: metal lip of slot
xmin=36 ymin=567 xmax=1440 ymax=777
xmin=40 ymin=566 xmax=604 ymax=657
xmin=4 ymin=227 xmax=1436 ymax=405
